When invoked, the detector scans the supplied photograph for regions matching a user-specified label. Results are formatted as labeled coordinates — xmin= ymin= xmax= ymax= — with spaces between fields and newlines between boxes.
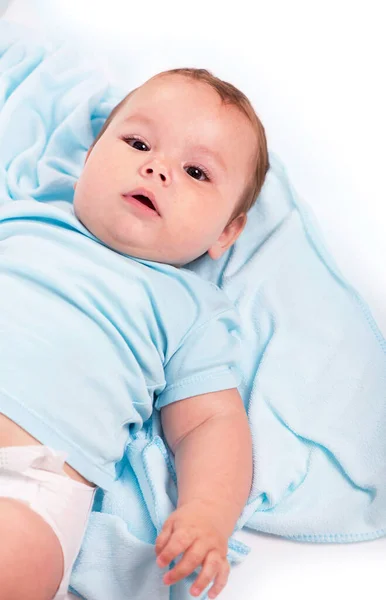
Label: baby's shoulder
xmin=141 ymin=259 xmax=233 ymax=310
xmin=143 ymin=261 xmax=238 ymax=334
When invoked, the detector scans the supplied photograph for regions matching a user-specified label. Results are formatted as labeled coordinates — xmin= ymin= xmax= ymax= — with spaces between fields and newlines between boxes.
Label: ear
xmin=207 ymin=213 xmax=247 ymax=260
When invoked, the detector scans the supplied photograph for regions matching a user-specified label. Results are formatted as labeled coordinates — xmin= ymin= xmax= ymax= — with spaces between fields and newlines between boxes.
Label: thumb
xmin=155 ymin=520 xmax=174 ymax=555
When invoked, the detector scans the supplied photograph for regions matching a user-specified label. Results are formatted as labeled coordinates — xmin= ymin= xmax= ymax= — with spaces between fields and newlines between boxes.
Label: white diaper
xmin=0 ymin=445 xmax=95 ymax=600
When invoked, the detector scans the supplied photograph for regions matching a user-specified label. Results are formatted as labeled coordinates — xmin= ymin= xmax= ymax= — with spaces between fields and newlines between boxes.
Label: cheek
xmin=73 ymin=190 xmax=88 ymax=225
xmin=74 ymin=178 xmax=90 ymax=211
xmin=172 ymin=215 xmax=218 ymax=251
xmin=73 ymin=174 xmax=99 ymax=225
xmin=76 ymin=159 xmax=108 ymax=203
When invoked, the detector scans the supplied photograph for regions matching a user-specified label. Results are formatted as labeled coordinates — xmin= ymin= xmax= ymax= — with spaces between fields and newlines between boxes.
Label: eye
xmin=185 ymin=165 xmax=211 ymax=182
xmin=122 ymin=136 xmax=211 ymax=182
xmin=123 ymin=136 xmax=149 ymax=152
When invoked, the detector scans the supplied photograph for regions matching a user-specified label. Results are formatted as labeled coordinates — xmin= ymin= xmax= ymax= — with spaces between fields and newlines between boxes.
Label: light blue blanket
xmin=1 ymin=21 xmax=385 ymax=600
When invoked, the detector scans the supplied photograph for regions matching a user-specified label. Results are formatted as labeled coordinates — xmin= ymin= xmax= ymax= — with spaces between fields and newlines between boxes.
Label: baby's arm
xmin=156 ymin=389 xmax=252 ymax=598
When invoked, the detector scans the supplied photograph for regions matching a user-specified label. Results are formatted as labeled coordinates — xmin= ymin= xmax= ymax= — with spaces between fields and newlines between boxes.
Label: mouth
xmin=132 ymin=194 xmax=157 ymax=212
xmin=122 ymin=189 xmax=160 ymax=216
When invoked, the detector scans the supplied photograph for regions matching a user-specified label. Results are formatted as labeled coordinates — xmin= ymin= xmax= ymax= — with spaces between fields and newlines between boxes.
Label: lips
xmin=123 ymin=188 xmax=159 ymax=215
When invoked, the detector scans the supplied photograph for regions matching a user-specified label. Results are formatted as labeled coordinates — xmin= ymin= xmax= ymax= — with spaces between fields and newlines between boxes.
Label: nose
xmin=139 ymin=158 xmax=171 ymax=185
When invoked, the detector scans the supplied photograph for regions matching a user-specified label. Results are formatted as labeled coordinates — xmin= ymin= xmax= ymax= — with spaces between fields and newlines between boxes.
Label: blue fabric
xmin=1 ymin=20 xmax=385 ymax=600
xmin=0 ymin=199 xmax=241 ymax=490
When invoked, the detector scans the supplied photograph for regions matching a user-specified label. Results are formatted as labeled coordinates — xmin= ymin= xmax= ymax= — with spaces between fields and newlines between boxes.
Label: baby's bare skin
xmin=0 ymin=497 xmax=64 ymax=600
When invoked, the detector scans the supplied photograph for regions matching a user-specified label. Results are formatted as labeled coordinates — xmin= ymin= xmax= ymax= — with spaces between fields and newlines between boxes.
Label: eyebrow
xmin=123 ymin=114 xmax=227 ymax=173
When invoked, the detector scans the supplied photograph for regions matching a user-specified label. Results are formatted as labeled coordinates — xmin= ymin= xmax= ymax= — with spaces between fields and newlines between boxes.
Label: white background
xmin=2 ymin=1 xmax=386 ymax=598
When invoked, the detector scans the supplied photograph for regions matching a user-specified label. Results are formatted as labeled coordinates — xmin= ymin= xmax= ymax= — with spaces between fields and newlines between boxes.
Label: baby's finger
xmin=157 ymin=529 xmax=196 ymax=569
xmin=190 ymin=550 xmax=225 ymax=598
xmin=207 ymin=557 xmax=230 ymax=599
xmin=163 ymin=541 xmax=206 ymax=585
xmin=155 ymin=523 xmax=174 ymax=556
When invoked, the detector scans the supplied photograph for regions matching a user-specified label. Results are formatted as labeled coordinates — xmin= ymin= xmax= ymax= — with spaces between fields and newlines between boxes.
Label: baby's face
xmin=74 ymin=75 xmax=256 ymax=265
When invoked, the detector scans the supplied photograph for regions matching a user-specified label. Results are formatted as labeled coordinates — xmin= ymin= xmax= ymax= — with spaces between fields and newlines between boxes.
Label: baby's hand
xmin=155 ymin=500 xmax=230 ymax=598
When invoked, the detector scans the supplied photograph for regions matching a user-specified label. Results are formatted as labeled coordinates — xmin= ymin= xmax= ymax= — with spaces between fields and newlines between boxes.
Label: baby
xmin=0 ymin=67 xmax=268 ymax=599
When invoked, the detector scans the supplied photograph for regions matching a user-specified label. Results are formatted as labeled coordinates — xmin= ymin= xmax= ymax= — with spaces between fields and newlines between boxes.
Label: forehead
xmin=117 ymin=75 xmax=257 ymax=174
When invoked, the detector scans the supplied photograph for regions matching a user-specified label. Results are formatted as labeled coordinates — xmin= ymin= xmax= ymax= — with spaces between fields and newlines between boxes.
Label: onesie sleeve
xmin=154 ymin=308 xmax=242 ymax=410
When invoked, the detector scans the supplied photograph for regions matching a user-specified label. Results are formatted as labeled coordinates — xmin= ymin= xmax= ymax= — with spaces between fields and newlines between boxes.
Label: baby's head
xmin=74 ymin=68 xmax=269 ymax=266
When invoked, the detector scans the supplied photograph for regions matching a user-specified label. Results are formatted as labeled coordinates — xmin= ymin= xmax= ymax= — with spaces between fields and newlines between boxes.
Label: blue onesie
xmin=0 ymin=201 xmax=242 ymax=490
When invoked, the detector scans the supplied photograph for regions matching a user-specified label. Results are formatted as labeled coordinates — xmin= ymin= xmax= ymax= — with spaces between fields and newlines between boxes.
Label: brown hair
xmin=90 ymin=68 xmax=269 ymax=220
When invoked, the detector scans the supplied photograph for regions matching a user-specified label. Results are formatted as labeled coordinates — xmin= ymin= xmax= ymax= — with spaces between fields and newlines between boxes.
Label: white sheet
xmin=3 ymin=1 xmax=386 ymax=598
